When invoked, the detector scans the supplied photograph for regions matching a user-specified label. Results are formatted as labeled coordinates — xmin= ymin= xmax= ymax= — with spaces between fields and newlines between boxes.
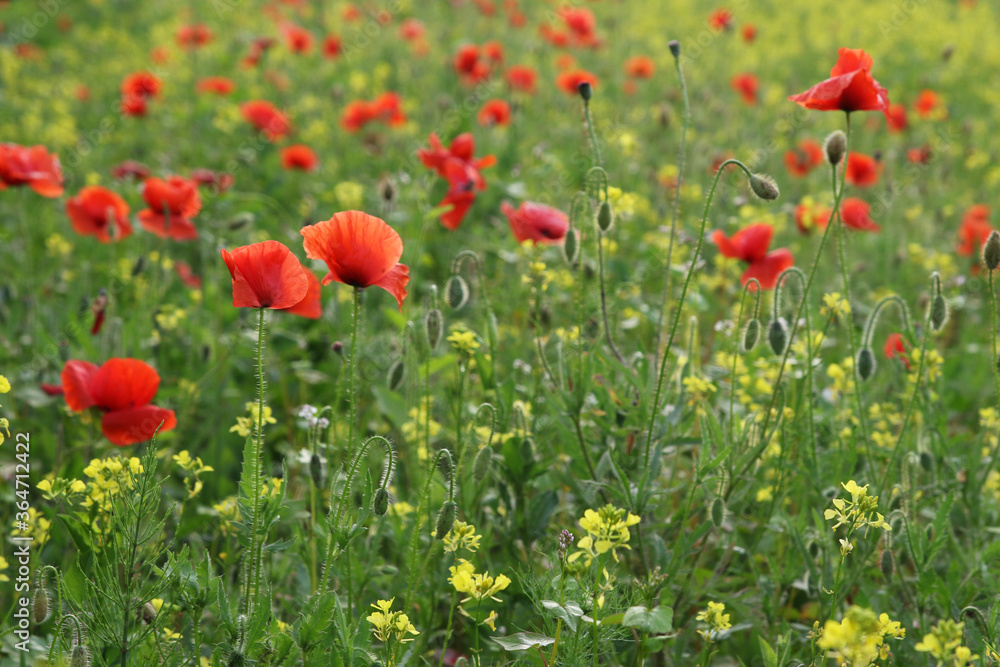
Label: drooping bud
xmin=563 ymin=228 xmax=579 ymax=264
xmin=930 ymin=294 xmax=948 ymax=332
xmin=742 ymin=319 xmax=761 ymax=352
xmin=331 ymin=341 xmax=344 ymax=355
xmin=856 ymin=347 xmax=876 ymax=381
xmin=577 ymin=81 xmax=592 ymax=102
xmin=668 ymin=40 xmax=681 ymax=59
xmin=33 ymin=586 xmax=50 ymax=624
xmin=426 ymin=308 xmax=443 ymax=350
xmin=768 ymin=318 xmax=788 ymax=355
xmin=387 ymin=359 xmax=405 ymax=391
xmin=70 ymin=644 xmax=91 ymax=667
xmin=141 ymin=601 xmax=157 ymax=625
xmin=445 ymin=275 xmax=470 ymax=310
xmin=596 ymin=200 xmax=614 ymax=232
xmin=880 ymin=549 xmax=894 ymax=579
xmin=473 ymin=446 xmax=492 ymax=483
xmin=435 ymin=501 xmax=458 ymax=539
xmin=919 ymin=451 xmax=933 ymax=472
xmin=748 ymin=174 xmax=780 ymax=201
xmin=373 ymin=487 xmax=390 ymax=517
xmin=711 ymin=497 xmax=725 ymax=527
xmin=984 ymin=231 xmax=1000 ymax=271
xmin=824 ymin=130 xmax=847 ymax=166
xmin=309 ymin=453 xmax=323 ymax=487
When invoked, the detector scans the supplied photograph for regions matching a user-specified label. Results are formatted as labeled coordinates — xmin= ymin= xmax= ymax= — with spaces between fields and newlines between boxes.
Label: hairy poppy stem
xmin=244 ymin=307 xmax=267 ymax=622
xmin=975 ymin=269 xmax=1000 ymax=497
xmin=727 ymin=279 xmax=762 ymax=446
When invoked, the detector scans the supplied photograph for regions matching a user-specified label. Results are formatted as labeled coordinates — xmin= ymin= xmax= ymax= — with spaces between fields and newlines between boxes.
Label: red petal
xmin=372 ymin=263 xmax=410 ymax=312
xmin=61 ymin=360 xmax=99 ymax=411
xmin=732 ymin=224 xmax=773 ymax=263
xmin=742 ymin=249 xmax=794 ymax=290
xmin=221 ymin=241 xmax=309 ymax=309
xmin=279 ymin=268 xmax=323 ymax=319
xmin=91 ymin=358 xmax=161 ymax=411
xmin=301 ymin=211 xmax=404 ymax=289
xmin=101 ymin=405 xmax=177 ymax=446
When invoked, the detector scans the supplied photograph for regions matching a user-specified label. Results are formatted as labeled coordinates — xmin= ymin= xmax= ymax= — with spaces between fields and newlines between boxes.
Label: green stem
xmin=597 ymin=225 xmax=627 ymax=366
xmin=978 ymin=269 xmax=1000 ymax=496
xmin=591 ymin=563 xmax=602 ymax=667
xmin=245 ymin=307 xmax=267 ymax=621
xmin=582 ymin=98 xmax=603 ymax=167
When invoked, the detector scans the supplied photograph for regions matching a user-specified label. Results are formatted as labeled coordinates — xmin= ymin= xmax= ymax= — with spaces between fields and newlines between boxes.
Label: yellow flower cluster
xmin=696 ymin=601 xmax=732 ymax=640
xmin=447 ymin=329 xmax=481 ymax=354
xmin=824 ymin=481 xmax=891 ymax=540
xmin=915 ymin=619 xmax=977 ymax=666
xmin=173 ymin=450 xmax=215 ymax=499
xmin=821 ymin=292 xmax=851 ymax=319
xmin=366 ymin=598 xmax=419 ymax=644
xmin=230 ymin=402 xmax=277 ymax=438
xmin=449 ymin=559 xmax=511 ymax=631
xmin=443 ymin=521 xmax=482 ymax=554
xmin=569 ymin=504 xmax=641 ymax=566
xmin=816 ymin=606 xmax=904 ymax=666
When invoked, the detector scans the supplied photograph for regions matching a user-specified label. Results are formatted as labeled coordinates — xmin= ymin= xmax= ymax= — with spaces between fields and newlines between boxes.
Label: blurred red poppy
xmin=66 ymin=186 xmax=132 ymax=243
xmin=121 ymin=71 xmax=162 ymax=99
xmin=507 ymin=65 xmax=537 ymax=93
xmin=221 ymin=240 xmax=309 ymax=309
xmin=483 ymin=41 xmax=504 ymax=64
xmin=794 ymin=200 xmax=831 ymax=234
xmin=177 ymin=23 xmax=213 ymax=49
xmin=0 ymin=143 xmax=64 ymax=197
xmin=883 ymin=333 xmax=910 ymax=370
xmin=789 ymin=48 xmax=889 ymax=116
xmin=190 ymin=168 xmax=234 ymax=193
xmin=709 ymin=8 xmax=733 ymax=31
xmin=241 ymin=100 xmax=291 ymax=141
xmin=624 ymin=56 xmax=655 ymax=80
xmin=742 ymin=24 xmax=757 ymax=42
xmin=840 ymin=198 xmax=880 ymax=232
xmin=915 ymin=89 xmax=940 ymax=118
xmin=557 ymin=69 xmax=599 ymax=95
xmin=61 ymin=358 xmax=177 ymax=446
xmin=731 ymin=73 xmax=759 ymax=105
xmin=784 ymin=139 xmax=824 ymax=177
xmin=279 ymin=269 xmax=322 ymax=319
xmin=845 ymin=152 xmax=881 ymax=187
xmin=120 ymin=95 xmax=148 ymax=117
xmin=281 ymin=144 xmax=319 ymax=171
xmin=242 ymin=37 xmax=276 ymax=68
xmin=111 ymin=160 xmax=150 ymax=181
xmin=454 ymin=45 xmax=491 ymax=84
xmin=907 ymin=145 xmax=932 ymax=164
xmin=138 ymin=176 xmax=202 ymax=240
xmin=478 ymin=99 xmax=511 ymax=127
xmin=560 ymin=7 xmax=599 ymax=47
xmin=175 ymin=261 xmax=202 ymax=289
xmin=197 ymin=77 xmax=236 ymax=95
xmin=712 ymin=223 xmax=794 ymax=290
xmin=341 ymin=94 xmax=406 ymax=133
xmin=399 ymin=18 xmax=425 ymax=40
xmin=501 ymin=201 xmax=569 ymax=245
xmin=885 ymin=103 xmax=908 ymax=132
xmin=957 ymin=205 xmax=992 ymax=257
xmin=323 ymin=34 xmax=342 ymax=59
xmin=300 ymin=210 xmax=410 ymax=310
xmin=283 ymin=24 xmax=313 ymax=54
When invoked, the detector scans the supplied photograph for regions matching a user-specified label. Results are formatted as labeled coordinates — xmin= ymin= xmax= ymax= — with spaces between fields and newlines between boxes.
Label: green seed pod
xmin=577 ymin=81 xmax=592 ymax=102
xmin=668 ymin=40 xmax=681 ymax=59
xmin=309 ymin=453 xmax=323 ymax=487
xmin=930 ymin=294 xmax=948 ymax=332
xmin=748 ymin=174 xmax=780 ymax=201
xmin=131 ymin=256 xmax=147 ymax=277
xmin=880 ymin=549 xmax=894 ymax=580
xmin=473 ymin=446 xmax=492 ymax=483
xmin=70 ymin=644 xmax=91 ymax=667
xmin=985 ymin=231 xmax=1000 ymax=271
xmin=856 ymin=347 xmax=876 ymax=381
xmin=435 ymin=501 xmax=458 ymax=540
xmin=742 ymin=319 xmax=761 ymax=352
xmin=711 ymin=497 xmax=725 ymax=527
xmin=32 ymin=586 xmax=49 ymax=624
xmin=520 ymin=437 xmax=536 ymax=471
xmin=919 ymin=450 xmax=933 ymax=472
xmin=596 ymin=200 xmax=614 ymax=232
xmin=387 ymin=359 xmax=405 ymax=391
xmin=563 ymin=229 xmax=579 ymax=264
xmin=373 ymin=487 xmax=390 ymax=517
xmin=380 ymin=564 xmax=399 ymax=576
xmin=445 ymin=275 xmax=470 ymax=310
xmin=425 ymin=308 xmax=443 ymax=349
xmin=824 ymin=130 xmax=847 ymax=166
xmin=141 ymin=601 xmax=157 ymax=625
xmin=768 ymin=319 xmax=787 ymax=355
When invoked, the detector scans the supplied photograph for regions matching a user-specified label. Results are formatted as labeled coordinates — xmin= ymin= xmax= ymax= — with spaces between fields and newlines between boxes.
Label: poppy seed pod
xmin=473 ymin=445 xmax=491 ymax=483
xmin=824 ymin=131 xmax=847 ymax=166
xmin=71 ymin=644 xmax=91 ymax=667
xmin=435 ymin=500 xmax=458 ymax=539
xmin=577 ymin=81 xmax=592 ymax=102
xmin=930 ymin=294 xmax=948 ymax=332
xmin=856 ymin=347 xmax=876 ymax=381
xmin=768 ymin=318 xmax=788 ymax=355
xmin=984 ymin=231 xmax=1000 ymax=271
xmin=387 ymin=359 xmax=405 ymax=391
xmin=373 ymin=487 xmax=390 ymax=517
xmin=711 ymin=497 xmax=725 ymax=527
xmin=596 ymin=200 xmax=614 ymax=232
xmin=742 ymin=319 xmax=761 ymax=352
xmin=141 ymin=601 xmax=157 ymax=625
xmin=445 ymin=275 xmax=470 ymax=310
xmin=880 ymin=549 xmax=894 ymax=579
xmin=749 ymin=174 xmax=780 ymax=201
xmin=563 ymin=228 xmax=579 ymax=264
xmin=309 ymin=453 xmax=323 ymax=487
xmin=33 ymin=586 xmax=50 ymax=624
xmin=425 ymin=308 xmax=443 ymax=349
xmin=669 ymin=40 xmax=681 ymax=59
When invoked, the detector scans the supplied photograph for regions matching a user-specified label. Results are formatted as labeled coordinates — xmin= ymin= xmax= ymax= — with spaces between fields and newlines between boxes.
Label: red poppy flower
xmin=175 ymin=261 xmax=202 ymax=289
xmin=342 ymin=4 xmax=362 ymax=21
xmin=111 ymin=160 xmax=150 ymax=181
xmin=557 ymin=69 xmax=599 ymax=95
xmin=283 ymin=24 xmax=313 ymax=54
xmin=76 ymin=85 xmax=91 ymax=101
xmin=121 ymin=71 xmax=162 ymax=99
xmin=278 ymin=269 xmax=322 ymax=319
xmin=177 ymin=23 xmax=213 ymax=49
xmin=242 ymin=37 xmax=276 ymax=68
xmin=555 ymin=54 xmax=576 ymax=70
xmin=559 ymin=7 xmax=599 ymax=46
xmin=845 ymin=152 xmax=881 ymax=187
xmin=241 ymin=100 xmax=291 ymax=141
xmin=709 ymin=8 xmax=733 ymax=31
xmin=731 ymin=73 xmax=759 ymax=105
xmin=840 ymin=198 xmax=880 ymax=232
xmin=323 ymin=34 xmax=342 ymax=59
xmin=501 ymin=201 xmax=569 ymax=245
xmin=789 ymin=48 xmax=890 ymax=116
xmin=137 ymin=176 xmax=202 ymax=240
xmin=478 ymin=99 xmax=511 ymax=127
xmin=371 ymin=92 xmax=407 ymax=126
xmin=120 ymin=95 xmax=148 ymax=117
xmin=61 ymin=358 xmax=177 ymax=446
xmin=454 ymin=45 xmax=491 ymax=84
xmin=190 ymin=168 xmax=234 ymax=193
xmin=0 ymin=144 xmax=64 ymax=197
xmin=712 ymin=223 xmax=794 ymax=290
xmin=915 ymin=89 xmax=940 ymax=118
xmin=280 ymin=144 xmax=319 ymax=171
xmin=341 ymin=100 xmax=375 ymax=133
xmin=197 ymin=76 xmax=236 ymax=95
xmin=907 ymin=145 xmax=932 ymax=164
xmin=624 ymin=56 xmax=655 ymax=80
xmin=885 ymin=103 xmax=908 ymax=132
xmin=418 ymin=133 xmax=496 ymax=188
xmin=784 ymin=139 xmax=824 ymax=177
xmin=957 ymin=205 xmax=992 ymax=257
xmin=742 ymin=24 xmax=757 ymax=42
xmin=221 ymin=240 xmax=309 ymax=309
xmin=149 ymin=46 xmax=170 ymax=65
xmin=399 ymin=18 xmax=425 ymax=40
xmin=66 ymin=186 xmax=132 ymax=243
xmin=483 ymin=41 xmax=504 ymax=64
xmin=300 ymin=211 xmax=410 ymax=310
xmin=794 ymin=200 xmax=831 ymax=234
xmin=883 ymin=333 xmax=910 ymax=370
xmin=507 ymin=65 xmax=537 ymax=93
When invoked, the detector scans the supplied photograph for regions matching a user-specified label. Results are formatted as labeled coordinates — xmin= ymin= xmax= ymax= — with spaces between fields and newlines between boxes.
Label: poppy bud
xmin=71 ymin=644 xmax=91 ymax=667
xmin=387 ymin=359 xmax=405 ymax=391
xmin=520 ymin=437 xmax=536 ymax=471
xmin=768 ymin=318 xmax=787 ymax=355
xmin=435 ymin=500 xmax=458 ymax=539
xmin=668 ymin=40 xmax=681 ymax=59
xmin=379 ymin=175 xmax=397 ymax=203
xmin=748 ymin=174 xmax=779 ymax=201
xmin=856 ymin=347 xmax=876 ymax=381
xmin=445 ymin=275 xmax=470 ymax=310
xmin=596 ymin=200 xmax=614 ymax=232
xmin=426 ymin=308 xmax=443 ymax=350
xmin=577 ymin=81 xmax=592 ymax=102
xmin=473 ymin=446 xmax=492 ymax=483
xmin=711 ymin=497 xmax=724 ymax=526
xmin=563 ymin=228 xmax=579 ymax=264
xmin=880 ymin=549 xmax=894 ymax=579
xmin=131 ymin=256 xmax=147 ymax=277
xmin=373 ymin=487 xmax=390 ymax=516
xmin=742 ymin=319 xmax=761 ymax=352
xmin=309 ymin=453 xmax=323 ymax=487
xmin=33 ymin=586 xmax=50 ymax=624
xmin=930 ymin=294 xmax=948 ymax=332
xmin=824 ymin=130 xmax=847 ymax=166
xmin=380 ymin=564 xmax=399 ymax=576
xmin=141 ymin=601 xmax=157 ymax=625
xmin=332 ymin=341 xmax=344 ymax=354
xmin=919 ymin=450 xmax=933 ymax=472
xmin=984 ymin=231 xmax=1000 ymax=271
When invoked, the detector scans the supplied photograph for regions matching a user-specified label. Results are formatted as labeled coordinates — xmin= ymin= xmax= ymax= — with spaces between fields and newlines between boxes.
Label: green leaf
xmin=492 ymin=632 xmax=556 ymax=651
xmin=541 ymin=600 xmax=584 ymax=632
xmin=758 ymin=636 xmax=778 ymax=667
xmin=621 ymin=605 xmax=673 ymax=634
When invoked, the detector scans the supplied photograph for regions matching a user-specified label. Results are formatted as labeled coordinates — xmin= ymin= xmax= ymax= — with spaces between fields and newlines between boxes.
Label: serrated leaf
xmin=492 ymin=632 xmax=556 ymax=651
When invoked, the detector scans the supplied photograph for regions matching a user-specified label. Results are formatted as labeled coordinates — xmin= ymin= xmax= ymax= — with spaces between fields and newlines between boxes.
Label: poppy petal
xmin=301 ymin=211 xmax=404 ymax=289
xmin=101 ymin=405 xmax=177 ymax=446
xmin=61 ymin=360 xmax=100 ymax=411
xmin=371 ymin=263 xmax=410 ymax=312
xmin=91 ymin=358 xmax=161 ymax=411
xmin=221 ymin=240 xmax=309 ymax=309
xmin=279 ymin=269 xmax=323 ymax=319
xmin=742 ymin=249 xmax=794 ymax=290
